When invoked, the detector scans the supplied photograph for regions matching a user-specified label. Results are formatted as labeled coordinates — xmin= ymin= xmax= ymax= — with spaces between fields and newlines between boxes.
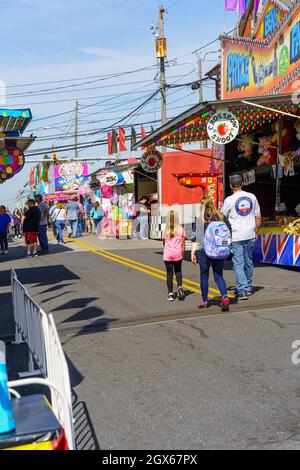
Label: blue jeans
xmin=55 ymin=220 xmax=65 ymax=243
xmin=138 ymin=216 xmax=149 ymax=239
xmin=67 ymin=220 xmax=78 ymax=238
xmin=232 ymin=239 xmax=256 ymax=293
xmin=38 ymin=225 xmax=49 ymax=251
xmin=198 ymin=248 xmax=227 ymax=302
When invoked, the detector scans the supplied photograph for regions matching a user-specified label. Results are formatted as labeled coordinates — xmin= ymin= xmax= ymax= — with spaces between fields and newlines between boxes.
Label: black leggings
xmin=14 ymin=225 xmax=21 ymax=237
xmin=0 ymin=232 xmax=8 ymax=251
xmin=165 ymin=261 xmax=183 ymax=294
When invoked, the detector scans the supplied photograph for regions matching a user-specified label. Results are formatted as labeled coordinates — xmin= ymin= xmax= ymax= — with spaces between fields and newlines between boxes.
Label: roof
xmin=0 ymin=109 xmax=32 ymax=136
xmin=132 ymin=93 xmax=296 ymax=150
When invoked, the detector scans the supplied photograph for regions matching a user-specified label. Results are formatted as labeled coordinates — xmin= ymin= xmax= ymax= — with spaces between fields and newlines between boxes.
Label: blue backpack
xmin=204 ymin=221 xmax=232 ymax=260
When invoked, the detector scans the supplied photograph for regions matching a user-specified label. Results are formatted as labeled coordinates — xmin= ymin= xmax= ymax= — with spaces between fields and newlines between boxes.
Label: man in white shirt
xmin=221 ymin=175 xmax=261 ymax=300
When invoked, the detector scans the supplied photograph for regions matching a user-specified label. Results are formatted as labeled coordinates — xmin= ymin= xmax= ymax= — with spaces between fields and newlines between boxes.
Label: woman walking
xmin=51 ymin=202 xmax=67 ymax=244
xmin=191 ymin=197 xmax=231 ymax=312
xmin=90 ymin=201 xmax=105 ymax=235
xmin=12 ymin=209 xmax=22 ymax=238
xmin=163 ymin=211 xmax=186 ymax=302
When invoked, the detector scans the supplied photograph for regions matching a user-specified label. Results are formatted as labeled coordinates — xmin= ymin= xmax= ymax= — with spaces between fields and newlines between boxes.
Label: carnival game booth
xmin=0 ymin=108 xmax=35 ymax=184
xmin=132 ymin=0 xmax=300 ymax=266
xmin=133 ymin=93 xmax=300 ymax=267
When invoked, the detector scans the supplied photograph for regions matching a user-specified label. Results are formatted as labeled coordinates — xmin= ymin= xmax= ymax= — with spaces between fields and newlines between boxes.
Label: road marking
xmin=74 ymin=239 xmax=217 ymax=299
xmin=73 ymin=238 xmax=235 ymax=299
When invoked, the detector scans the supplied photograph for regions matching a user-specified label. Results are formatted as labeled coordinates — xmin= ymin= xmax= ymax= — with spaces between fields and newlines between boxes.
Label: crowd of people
xmin=0 ymin=194 xmax=108 ymax=257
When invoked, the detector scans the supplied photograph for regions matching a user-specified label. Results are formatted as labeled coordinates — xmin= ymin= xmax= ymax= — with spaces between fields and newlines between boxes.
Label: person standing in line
xmin=51 ymin=202 xmax=67 ymax=244
xmin=221 ymin=174 xmax=262 ymax=301
xmin=85 ymin=198 xmax=94 ymax=234
xmin=138 ymin=196 xmax=150 ymax=240
xmin=49 ymin=200 xmax=58 ymax=240
xmin=163 ymin=211 xmax=186 ymax=302
xmin=66 ymin=196 xmax=80 ymax=238
xmin=12 ymin=209 xmax=22 ymax=239
xmin=90 ymin=201 xmax=105 ymax=235
xmin=35 ymin=194 xmax=49 ymax=253
xmin=77 ymin=197 xmax=85 ymax=237
xmin=23 ymin=200 xmax=41 ymax=258
xmin=191 ymin=197 xmax=230 ymax=312
xmin=0 ymin=206 xmax=11 ymax=255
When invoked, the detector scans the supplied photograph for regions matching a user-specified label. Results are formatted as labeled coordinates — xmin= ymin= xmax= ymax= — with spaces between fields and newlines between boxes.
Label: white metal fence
xmin=10 ymin=269 xmax=75 ymax=450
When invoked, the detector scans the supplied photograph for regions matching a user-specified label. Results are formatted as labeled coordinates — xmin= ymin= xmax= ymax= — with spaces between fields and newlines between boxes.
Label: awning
xmin=0 ymin=109 xmax=32 ymax=136
xmin=1 ymin=136 xmax=36 ymax=153
xmin=132 ymin=93 xmax=299 ymax=150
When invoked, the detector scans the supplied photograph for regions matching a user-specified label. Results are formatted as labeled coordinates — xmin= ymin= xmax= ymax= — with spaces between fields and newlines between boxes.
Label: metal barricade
xmin=10 ymin=269 xmax=75 ymax=450
xmin=45 ymin=314 xmax=75 ymax=450
xmin=11 ymin=269 xmax=48 ymax=377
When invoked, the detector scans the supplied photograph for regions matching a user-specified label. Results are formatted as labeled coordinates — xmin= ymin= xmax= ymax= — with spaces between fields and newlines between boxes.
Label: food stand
xmin=132 ymin=0 xmax=300 ymax=267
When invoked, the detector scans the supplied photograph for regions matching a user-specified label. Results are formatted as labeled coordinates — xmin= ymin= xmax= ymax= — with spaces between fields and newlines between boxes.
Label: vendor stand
xmin=132 ymin=0 xmax=300 ymax=268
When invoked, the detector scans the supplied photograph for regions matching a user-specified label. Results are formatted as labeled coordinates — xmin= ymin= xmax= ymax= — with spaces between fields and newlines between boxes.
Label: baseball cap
xmin=229 ymin=174 xmax=243 ymax=187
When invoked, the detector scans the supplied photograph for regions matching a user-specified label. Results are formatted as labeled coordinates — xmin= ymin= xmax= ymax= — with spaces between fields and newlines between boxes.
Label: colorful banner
xmin=254 ymin=232 xmax=300 ymax=267
xmin=222 ymin=2 xmax=300 ymax=99
xmin=54 ymin=162 xmax=88 ymax=192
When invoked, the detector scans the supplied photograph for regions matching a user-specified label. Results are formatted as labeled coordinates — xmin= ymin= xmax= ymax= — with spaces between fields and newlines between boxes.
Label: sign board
xmin=222 ymin=3 xmax=300 ymax=99
xmin=141 ymin=149 xmax=163 ymax=173
xmin=54 ymin=162 xmax=88 ymax=192
xmin=207 ymin=111 xmax=239 ymax=144
xmin=100 ymin=172 xmax=119 ymax=187
xmin=243 ymin=169 xmax=256 ymax=186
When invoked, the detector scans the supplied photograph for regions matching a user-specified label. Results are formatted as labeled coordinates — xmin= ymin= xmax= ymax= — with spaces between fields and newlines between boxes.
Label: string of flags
xmin=107 ymin=125 xmax=148 ymax=155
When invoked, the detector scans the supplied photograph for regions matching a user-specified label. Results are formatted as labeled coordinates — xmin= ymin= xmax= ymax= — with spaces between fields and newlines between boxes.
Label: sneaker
xmin=177 ymin=286 xmax=186 ymax=301
xmin=198 ymin=301 xmax=208 ymax=310
xmin=4 ymin=250 xmax=8 ymax=255
xmin=220 ymin=296 xmax=230 ymax=312
xmin=0 ymin=251 xmax=4 ymax=255
xmin=14 ymin=235 xmax=17 ymax=239
xmin=168 ymin=293 xmax=176 ymax=302
xmin=246 ymin=290 xmax=253 ymax=296
xmin=32 ymin=253 xmax=38 ymax=257
xmin=236 ymin=291 xmax=249 ymax=301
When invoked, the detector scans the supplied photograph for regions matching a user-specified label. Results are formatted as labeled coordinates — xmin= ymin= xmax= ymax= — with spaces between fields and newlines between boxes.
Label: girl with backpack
xmin=191 ymin=197 xmax=231 ymax=312
xmin=163 ymin=211 xmax=186 ymax=302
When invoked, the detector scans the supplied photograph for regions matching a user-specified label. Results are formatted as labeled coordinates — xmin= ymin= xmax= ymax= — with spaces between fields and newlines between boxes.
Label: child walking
xmin=191 ymin=197 xmax=230 ymax=312
xmin=163 ymin=211 xmax=186 ymax=302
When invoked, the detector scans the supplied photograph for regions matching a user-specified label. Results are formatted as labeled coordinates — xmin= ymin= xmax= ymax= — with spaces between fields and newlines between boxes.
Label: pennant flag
xmin=254 ymin=0 xmax=260 ymax=15
xmin=239 ymin=0 xmax=246 ymax=16
xmin=225 ymin=0 xmax=238 ymax=11
xmin=107 ymin=131 xmax=112 ymax=155
xmin=131 ymin=127 xmax=137 ymax=151
xmin=119 ymin=127 xmax=127 ymax=152
xmin=225 ymin=0 xmax=246 ymax=15
xmin=112 ymin=129 xmax=118 ymax=155
xmin=141 ymin=125 xmax=147 ymax=140
xmin=141 ymin=125 xmax=147 ymax=151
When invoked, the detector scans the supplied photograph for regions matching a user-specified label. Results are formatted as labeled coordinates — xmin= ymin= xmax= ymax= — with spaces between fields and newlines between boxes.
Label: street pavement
xmin=1 ymin=235 xmax=300 ymax=449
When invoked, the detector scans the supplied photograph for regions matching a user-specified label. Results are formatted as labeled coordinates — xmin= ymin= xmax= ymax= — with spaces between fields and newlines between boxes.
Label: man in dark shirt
xmin=23 ymin=200 xmax=41 ymax=257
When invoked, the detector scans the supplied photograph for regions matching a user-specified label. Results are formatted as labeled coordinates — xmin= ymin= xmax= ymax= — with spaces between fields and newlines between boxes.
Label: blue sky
xmin=0 ymin=0 xmax=236 ymax=207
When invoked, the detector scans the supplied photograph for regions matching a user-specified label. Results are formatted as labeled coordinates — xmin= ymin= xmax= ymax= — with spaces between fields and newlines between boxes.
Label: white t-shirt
xmin=221 ymin=191 xmax=261 ymax=242
xmin=52 ymin=208 xmax=66 ymax=222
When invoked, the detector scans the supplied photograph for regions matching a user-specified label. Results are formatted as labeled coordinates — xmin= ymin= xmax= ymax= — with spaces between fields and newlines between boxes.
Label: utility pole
xmin=75 ymin=101 xmax=79 ymax=159
xmin=197 ymin=57 xmax=203 ymax=104
xmin=158 ymin=6 xmax=167 ymax=126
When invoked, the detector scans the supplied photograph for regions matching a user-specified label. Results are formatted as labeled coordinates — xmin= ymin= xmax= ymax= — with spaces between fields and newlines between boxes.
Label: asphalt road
xmin=2 ymin=236 xmax=300 ymax=450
